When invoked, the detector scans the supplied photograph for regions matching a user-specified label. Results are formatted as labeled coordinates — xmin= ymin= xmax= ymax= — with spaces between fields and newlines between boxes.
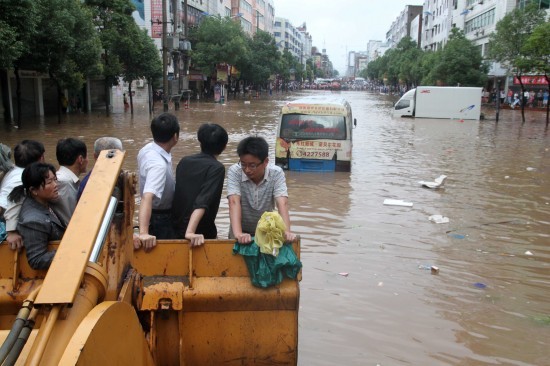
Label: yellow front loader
xmin=0 ymin=149 xmax=300 ymax=365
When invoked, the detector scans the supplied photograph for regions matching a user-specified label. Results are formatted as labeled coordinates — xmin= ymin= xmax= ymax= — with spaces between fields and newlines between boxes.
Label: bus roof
xmin=282 ymin=96 xmax=351 ymax=115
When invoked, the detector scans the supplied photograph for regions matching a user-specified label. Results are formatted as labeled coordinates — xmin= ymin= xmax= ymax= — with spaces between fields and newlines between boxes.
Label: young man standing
xmin=51 ymin=138 xmax=88 ymax=227
xmin=172 ymin=123 xmax=228 ymax=247
xmin=227 ymin=136 xmax=296 ymax=244
xmin=137 ymin=113 xmax=180 ymax=251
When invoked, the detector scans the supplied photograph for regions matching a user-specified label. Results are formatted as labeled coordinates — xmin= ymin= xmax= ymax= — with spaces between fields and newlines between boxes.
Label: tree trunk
xmin=128 ymin=81 xmax=134 ymax=115
xmin=15 ymin=67 xmax=22 ymax=129
xmin=104 ymin=77 xmax=111 ymax=116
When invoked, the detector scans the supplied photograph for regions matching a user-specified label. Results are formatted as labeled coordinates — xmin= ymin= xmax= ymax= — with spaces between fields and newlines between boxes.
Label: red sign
xmin=513 ymin=75 xmax=548 ymax=85
xmin=151 ymin=0 xmax=163 ymax=39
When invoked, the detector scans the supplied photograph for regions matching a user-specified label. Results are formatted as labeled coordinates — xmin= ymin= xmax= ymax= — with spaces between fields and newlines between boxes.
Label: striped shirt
xmin=226 ymin=163 xmax=288 ymax=236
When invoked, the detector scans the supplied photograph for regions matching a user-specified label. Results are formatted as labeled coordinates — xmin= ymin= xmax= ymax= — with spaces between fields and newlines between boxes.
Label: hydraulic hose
xmin=3 ymin=308 xmax=39 ymax=366
xmin=0 ymin=286 xmax=41 ymax=363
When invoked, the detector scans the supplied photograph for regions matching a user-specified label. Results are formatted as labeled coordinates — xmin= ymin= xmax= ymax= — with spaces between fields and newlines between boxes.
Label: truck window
xmin=280 ymin=114 xmax=346 ymax=140
xmin=395 ymin=99 xmax=410 ymax=110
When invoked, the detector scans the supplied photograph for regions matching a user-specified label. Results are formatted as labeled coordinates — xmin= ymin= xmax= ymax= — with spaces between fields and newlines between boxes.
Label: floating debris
xmin=383 ymin=199 xmax=413 ymax=207
xmin=429 ymin=215 xmax=450 ymax=224
xmin=419 ymin=175 xmax=447 ymax=189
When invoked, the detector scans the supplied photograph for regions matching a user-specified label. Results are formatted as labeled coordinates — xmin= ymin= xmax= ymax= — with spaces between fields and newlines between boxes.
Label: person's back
xmin=172 ymin=124 xmax=228 ymax=245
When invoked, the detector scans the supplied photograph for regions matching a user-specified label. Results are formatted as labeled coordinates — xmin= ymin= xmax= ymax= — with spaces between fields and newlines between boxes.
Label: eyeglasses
xmin=239 ymin=160 xmax=263 ymax=171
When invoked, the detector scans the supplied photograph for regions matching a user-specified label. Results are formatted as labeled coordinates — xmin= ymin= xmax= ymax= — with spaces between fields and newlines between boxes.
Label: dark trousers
xmin=150 ymin=211 xmax=177 ymax=239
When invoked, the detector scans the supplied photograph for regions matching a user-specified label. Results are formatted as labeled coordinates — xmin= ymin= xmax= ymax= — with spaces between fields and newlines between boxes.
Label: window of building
xmin=274 ymin=21 xmax=281 ymax=27
xmin=464 ymin=8 xmax=495 ymax=34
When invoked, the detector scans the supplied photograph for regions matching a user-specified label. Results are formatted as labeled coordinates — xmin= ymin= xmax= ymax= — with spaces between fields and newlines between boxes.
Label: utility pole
xmin=162 ymin=0 xmax=169 ymax=112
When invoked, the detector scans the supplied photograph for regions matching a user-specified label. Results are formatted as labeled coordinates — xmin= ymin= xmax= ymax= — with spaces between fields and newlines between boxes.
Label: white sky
xmin=273 ymin=0 xmax=423 ymax=74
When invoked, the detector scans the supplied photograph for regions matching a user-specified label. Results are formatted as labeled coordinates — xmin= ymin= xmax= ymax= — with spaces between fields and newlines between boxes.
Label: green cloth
xmin=233 ymin=240 xmax=302 ymax=288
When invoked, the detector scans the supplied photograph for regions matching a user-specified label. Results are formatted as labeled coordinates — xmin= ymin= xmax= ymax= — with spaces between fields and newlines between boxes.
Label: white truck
xmin=393 ymin=86 xmax=482 ymax=120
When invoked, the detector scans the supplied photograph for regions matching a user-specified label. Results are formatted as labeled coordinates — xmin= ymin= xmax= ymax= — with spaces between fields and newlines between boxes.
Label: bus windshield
xmin=280 ymin=114 xmax=346 ymax=140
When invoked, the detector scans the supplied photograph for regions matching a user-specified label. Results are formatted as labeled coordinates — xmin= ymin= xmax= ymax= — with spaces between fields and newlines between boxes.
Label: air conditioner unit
xmin=166 ymin=36 xmax=179 ymax=50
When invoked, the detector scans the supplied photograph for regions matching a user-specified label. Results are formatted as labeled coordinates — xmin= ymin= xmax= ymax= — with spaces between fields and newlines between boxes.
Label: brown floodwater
xmin=1 ymin=90 xmax=549 ymax=365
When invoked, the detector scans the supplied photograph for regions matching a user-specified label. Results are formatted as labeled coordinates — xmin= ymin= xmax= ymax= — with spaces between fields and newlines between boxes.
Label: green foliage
xmin=238 ymin=30 xmax=281 ymax=85
xmin=430 ymin=28 xmax=488 ymax=86
xmin=366 ymin=30 xmax=488 ymax=87
xmin=23 ymin=0 xmax=102 ymax=91
xmin=487 ymin=2 xmax=547 ymax=71
xmin=521 ymin=21 xmax=550 ymax=76
xmin=0 ymin=0 xmax=38 ymax=69
xmin=191 ymin=16 xmax=249 ymax=76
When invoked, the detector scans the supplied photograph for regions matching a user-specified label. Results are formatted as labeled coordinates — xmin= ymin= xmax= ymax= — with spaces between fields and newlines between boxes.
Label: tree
xmin=430 ymin=28 xmax=488 ymax=87
xmin=521 ymin=21 xmax=550 ymax=123
xmin=0 ymin=0 xmax=39 ymax=124
xmin=86 ymin=0 xmax=138 ymax=115
xmin=121 ymin=27 xmax=162 ymax=114
xmin=238 ymin=30 xmax=280 ymax=89
xmin=487 ymin=2 xmax=546 ymax=121
xmin=191 ymin=16 xmax=248 ymax=78
xmin=11 ymin=0 xmax=101 ymax=125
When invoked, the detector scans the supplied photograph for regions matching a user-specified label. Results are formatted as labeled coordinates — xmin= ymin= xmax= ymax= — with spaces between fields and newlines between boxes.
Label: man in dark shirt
xmin=172 ymin=123 xmax=228 ymax=246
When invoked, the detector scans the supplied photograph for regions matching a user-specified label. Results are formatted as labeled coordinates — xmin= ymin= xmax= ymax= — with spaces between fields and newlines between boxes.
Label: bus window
xmin=280 ymin=114 xmax=346 ymax=140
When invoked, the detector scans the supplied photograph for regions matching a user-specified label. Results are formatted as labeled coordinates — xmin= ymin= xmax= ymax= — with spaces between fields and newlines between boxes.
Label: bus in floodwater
xmin=275 ymin=96 xmax=356 ymax=172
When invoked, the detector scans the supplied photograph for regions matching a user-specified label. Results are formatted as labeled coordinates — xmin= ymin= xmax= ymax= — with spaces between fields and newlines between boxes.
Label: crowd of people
xmin=483 ymin=88 xmax=549 ymax=109
xmin=0 ymin=112 xmax=296 ymax=270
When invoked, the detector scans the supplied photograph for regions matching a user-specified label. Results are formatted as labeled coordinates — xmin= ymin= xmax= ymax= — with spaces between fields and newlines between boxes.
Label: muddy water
xmin=1 ymin=91 xmax=549 ymax=365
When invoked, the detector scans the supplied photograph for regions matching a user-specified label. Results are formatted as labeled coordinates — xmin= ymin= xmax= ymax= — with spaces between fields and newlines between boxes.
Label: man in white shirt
xmin=50 ymin=138 xmax=88 ymax=227
xmin=137 ymin=113 xmax=180 ymax=251
xmin=0 ymin=140 xmax=45 ymax=250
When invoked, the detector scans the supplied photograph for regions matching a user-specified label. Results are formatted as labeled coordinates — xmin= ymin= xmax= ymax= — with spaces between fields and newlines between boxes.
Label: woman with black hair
xmin=8 ymin=162 xmax=66 ymax=270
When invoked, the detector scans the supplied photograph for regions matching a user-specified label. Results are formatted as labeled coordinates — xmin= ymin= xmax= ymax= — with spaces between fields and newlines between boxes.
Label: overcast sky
xmin=274 ymin=0 xmax=423 ymax=74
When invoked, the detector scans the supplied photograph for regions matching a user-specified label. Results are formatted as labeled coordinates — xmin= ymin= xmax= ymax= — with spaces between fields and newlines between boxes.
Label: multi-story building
xmin=273 ymin=17 xmax=305 ymax=64
xmin=386 ymin=5 xmax=423 ymax=48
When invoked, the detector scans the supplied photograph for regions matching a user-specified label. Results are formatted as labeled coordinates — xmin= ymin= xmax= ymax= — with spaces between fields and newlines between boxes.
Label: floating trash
xmin=473 ymin=282 xmax=487 ymax=289
xmin=448 ymin=233 xmax=465 ymax=239
xmin=431 ymin=266 xmax=439 ymax=275
xmin=383 ymin=199 xmax=413 ymax=207
xmin=338 ymin=272 xmax=349 ymax=277
xmin=419 ymin=175 xmax=447 ymax=189
xmin=525 ymin=251 xmax=533 ymax=256
xmin=429 ymin=215 xmax=450 ymax=224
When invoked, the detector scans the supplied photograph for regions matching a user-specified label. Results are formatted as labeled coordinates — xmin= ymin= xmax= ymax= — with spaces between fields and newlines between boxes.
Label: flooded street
xmin=1 ymin=91 xmax=549 ymax=365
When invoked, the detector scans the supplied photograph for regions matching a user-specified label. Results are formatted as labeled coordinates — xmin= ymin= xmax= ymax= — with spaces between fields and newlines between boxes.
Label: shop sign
xmin=513 ymin=75 xmax=548 ymax=85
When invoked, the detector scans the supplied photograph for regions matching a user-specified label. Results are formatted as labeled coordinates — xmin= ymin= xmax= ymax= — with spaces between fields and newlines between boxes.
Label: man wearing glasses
xmin=227 ymin=136 xmax=296 ymax=244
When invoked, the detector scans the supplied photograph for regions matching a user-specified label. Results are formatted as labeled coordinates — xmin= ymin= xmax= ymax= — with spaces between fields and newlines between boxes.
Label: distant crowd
xmin=0 ymin=113 xmax=296 ymax=270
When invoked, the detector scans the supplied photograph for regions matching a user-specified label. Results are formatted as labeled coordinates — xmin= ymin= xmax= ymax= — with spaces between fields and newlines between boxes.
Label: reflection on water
xmin=1 ymin=91 xmax=549 ymax=365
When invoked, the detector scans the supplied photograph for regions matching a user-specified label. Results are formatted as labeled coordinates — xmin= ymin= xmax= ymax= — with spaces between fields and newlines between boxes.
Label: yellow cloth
xmin=255 ymin=211 xmax=286 ymax=256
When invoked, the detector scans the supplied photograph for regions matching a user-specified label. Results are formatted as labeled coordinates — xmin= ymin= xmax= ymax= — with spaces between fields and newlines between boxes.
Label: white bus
xmin=275 ymin=96 xmax=356 ymax=172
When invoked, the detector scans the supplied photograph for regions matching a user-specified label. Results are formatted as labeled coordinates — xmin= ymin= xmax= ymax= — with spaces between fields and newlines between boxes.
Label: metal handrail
xmin=89 ymin=196 xmax=118 ymax=263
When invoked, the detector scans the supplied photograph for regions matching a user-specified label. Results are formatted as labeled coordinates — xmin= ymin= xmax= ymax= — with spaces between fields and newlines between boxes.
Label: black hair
xmin=237 ymin=136 xmax=269 ymax=161
xmin=8 ymin=162 xmax=56 ymax=203
xmin=13 ymin=140 xmax=45 ymax=167
xmin=56 ymin=138 xmax=87 ymax=166
xmin=151 ymin=113 xmax=180 ymax=143
xmin=198 ymin=123 xmax=228 ymax=156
